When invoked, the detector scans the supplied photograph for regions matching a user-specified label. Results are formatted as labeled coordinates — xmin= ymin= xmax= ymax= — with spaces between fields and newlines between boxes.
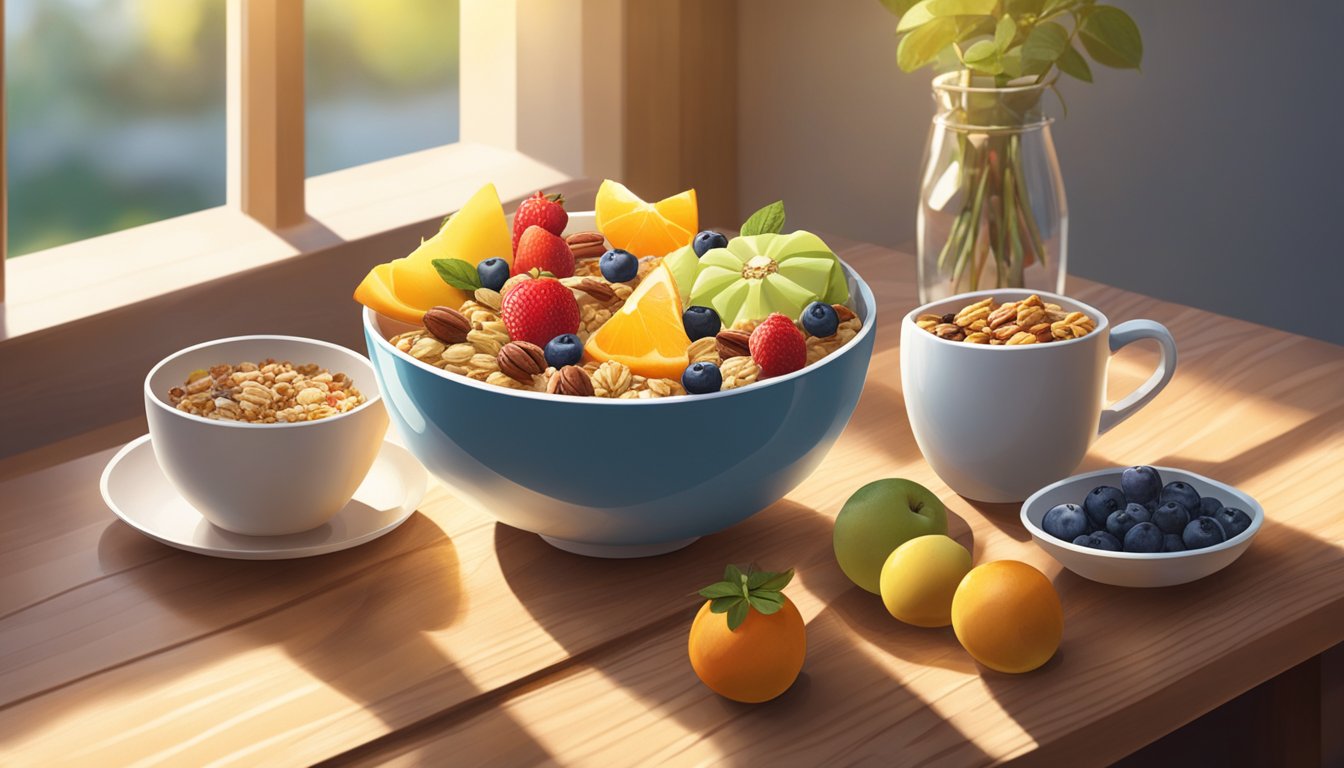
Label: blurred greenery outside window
xmin=4 ymin=0 xmax=460 ymax=260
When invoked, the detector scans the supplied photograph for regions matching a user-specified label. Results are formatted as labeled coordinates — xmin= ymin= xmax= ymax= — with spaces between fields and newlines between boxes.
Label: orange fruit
xmin=595 ymin=180 xmax=697 ymax=257
xmin=951 ymin=560 xmax=1063 ymax=674
xmin=688 ymin=596 xmax=806 ymax=703
xmin=584 ymin=264 xmax=691 ymax=379
xmin=355 ymin=183 xmax=511 ymax=322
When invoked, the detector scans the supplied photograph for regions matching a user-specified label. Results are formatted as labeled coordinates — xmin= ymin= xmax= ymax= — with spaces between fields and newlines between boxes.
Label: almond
xmin=423 ymin=306 xmax=471 ymax=344
xmin=497 ymin=341 xmax=547 ymax=384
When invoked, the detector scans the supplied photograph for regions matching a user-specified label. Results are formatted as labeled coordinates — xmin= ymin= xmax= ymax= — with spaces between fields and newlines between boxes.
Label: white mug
xmin=900 ymin=289 xmax=1177 ymax=502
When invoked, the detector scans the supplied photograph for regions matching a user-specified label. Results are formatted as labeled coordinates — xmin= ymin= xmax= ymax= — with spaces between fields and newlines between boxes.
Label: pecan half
xmin=993 ymin=323 xmax=1022 ymax=341
xmin=833 ymin=304 xmax=857 ymax=323
xmin=575 ymin=278 xmax=617 ymax=303
xmin=986 ymin=302 xmax=1018 ymax=329
xmin=423 ymin=306 xmax=471 ymax=344
xmin=933 ymin=323 xmax=965 ymax=341
xmin=547 ymin=365 xmax=594 ymax=396
xmin=565 ymin=231 xmax=607 ymax=260
xmin=715 ymin=329 xmax=751 ymax=360
xmin=497 ymin=341 xmax=547 ymax=384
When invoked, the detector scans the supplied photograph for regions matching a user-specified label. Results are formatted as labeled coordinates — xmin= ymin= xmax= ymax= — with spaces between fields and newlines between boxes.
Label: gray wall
xmin=738 ymin=1 xmax=1344 ymax=345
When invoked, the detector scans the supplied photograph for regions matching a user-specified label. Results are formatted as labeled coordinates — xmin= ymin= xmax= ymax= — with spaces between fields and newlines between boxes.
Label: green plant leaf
xmin=878 ymin=0 xmax=920 ymax=16
xmin=740 ymin=201 xmax=786 ymax=237
xmin=994 ymin=15 xmax=1016 ymax=51
xmin=726 ymin=601 xmax=750 ymax=630
xmin=431 ymin=258 xmax=482 ymax=291
xmin=897 ymin=0 xmax=996 ymax=32
xmin=1040 ymin=0 xmax=1075 ymax=17
xmin=897 ymin=16 xmax=959 ymax=72
xmin=1005 ymin=0 xmax=1044 ymax=15
xmin=748 ymin=593 xmax=785 ymax=615
xmin=1079 ymin=5 xmax=1142 ymax=69
xmin=1000 ymin=49 xmax=1025 ymax=78
xmin=1056 ymin=42 xmax=1093 ymax=81
xmin=954 ymin=15 xmax=997 ymax=41
xmin=961 ymin=39 xmax=1003 ymax=74
xmin=1022 ymin=21 xmax=1069 ymax=65
xmin=722 ymin=563 xmax=745 ymax=585
xmin=708 ymin=596 xmax=740 ymax=614
xmin=699 ymin=582 xmax=745 ymax=599
xmin=755 ymin=569 xmax=795 ymax=592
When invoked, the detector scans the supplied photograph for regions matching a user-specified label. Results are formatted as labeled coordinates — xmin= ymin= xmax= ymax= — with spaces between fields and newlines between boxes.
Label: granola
xmin=167 ymin=360 xmax=366 ymax=423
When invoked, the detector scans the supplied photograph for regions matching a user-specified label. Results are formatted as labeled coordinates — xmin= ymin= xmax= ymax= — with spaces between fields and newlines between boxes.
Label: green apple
xmin=833 ymin=478 xmax=948 ymax=594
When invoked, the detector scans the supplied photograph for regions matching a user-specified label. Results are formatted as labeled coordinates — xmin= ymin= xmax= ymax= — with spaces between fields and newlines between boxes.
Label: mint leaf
xmin=755 ymin=569 xmax=795 ymax=591
xmin=709 ymin=596 xmax=740 ymax=614
xmin=740 ymin=201 xmax=786 ymax=237
xmin=432 ymin=258 xmax=482 ymax=291
xmin=748 ymin=593 xmax=785 ymax=615
xmin=723 ymin=563 xmax=744 ymax=584
xmin=699 ymin=583 xmax=744 ymax=599
xmin=726 ymin=600 xmax=750 ymax=631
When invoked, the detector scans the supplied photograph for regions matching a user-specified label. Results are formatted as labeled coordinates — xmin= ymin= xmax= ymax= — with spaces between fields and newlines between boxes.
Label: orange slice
xmin=354 ymin=264 xmax=424 ymax=326
xmin=584 ymin=264 xmax=692 ymax=380
xmin=595 ymin=180 xmax=698 ymax=258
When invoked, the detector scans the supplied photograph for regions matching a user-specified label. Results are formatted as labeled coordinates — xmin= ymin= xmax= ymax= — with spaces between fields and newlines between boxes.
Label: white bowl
xmin=144 ymin=335 xmax=389 ymax=536
xmin=1021 ymin=466 xmax=1263 ymax=587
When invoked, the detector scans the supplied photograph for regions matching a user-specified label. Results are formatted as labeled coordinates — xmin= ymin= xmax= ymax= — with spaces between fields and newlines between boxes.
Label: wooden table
xmin=2 ymin=239 xmax=1341 ymax=767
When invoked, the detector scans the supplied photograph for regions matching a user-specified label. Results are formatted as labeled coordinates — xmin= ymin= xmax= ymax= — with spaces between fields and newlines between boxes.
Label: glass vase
xmin=917 ymin=72 xmax=1067 ymax=302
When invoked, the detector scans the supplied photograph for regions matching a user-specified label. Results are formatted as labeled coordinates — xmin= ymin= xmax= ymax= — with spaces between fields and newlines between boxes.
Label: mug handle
xmin=1099 ymin=319 xmax=1178 ymax=435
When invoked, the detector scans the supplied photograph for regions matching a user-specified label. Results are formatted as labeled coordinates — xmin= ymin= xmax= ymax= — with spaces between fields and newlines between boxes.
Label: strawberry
xmin=501 ymin=277 xmax=581 ymax=347
xmin=513 ymin=191 xmax=568 ymax=252
xmin=513 ymin=225 xmax=576 ymax=278
xmin=749 ymin=313 xmax=806 ymax=378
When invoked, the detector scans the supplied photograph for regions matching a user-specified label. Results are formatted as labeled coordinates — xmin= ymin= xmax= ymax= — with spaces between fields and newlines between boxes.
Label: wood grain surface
xmin=0 ymin=239 xmax=1341 ymax=767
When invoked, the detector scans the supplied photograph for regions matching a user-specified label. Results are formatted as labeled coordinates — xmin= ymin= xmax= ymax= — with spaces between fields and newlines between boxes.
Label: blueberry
xmin=1152 ymin=501 xmax=1191 ymax=535
xmin=1073 ymin=534 xmax=1093 ymax=546
xmin=800 ymin=301 xmax=839 ymax=338
xmin=1160 ymin=481 xmax=1201 ymax=513
xmin=692 ymin=230 xmax=728 ymax=257
xmin=682 ymin=306 xmax=722 ymax=341
xmin=1199 ymin=496 xmax=1224 ymax=518
xmin=1162 ymin=534 xmax=1187 ymax=552
xmin=1106 ymin=504 xmax=1150 ymax=540
xmin=1121 ymin=466 xmax=1163 ymax=505
xmin=1042 ymin=503 xmax=1090 ymax=542
xmin=1182 ymin=517 xmax=1227 ymax=550
xmin=1083 ymin=485 xmax=1126 ymax=529
xmin=543 ymin=334 xmax=583 ymax=368
xmin=1213 ymin=507 xmax=1253 ymax=539
xmin=681 ymin=362 xmax=723 ymax=394
xmin=599 ymin=248 xmax=639 ymax=282
xmin=1123 ymin=522 xmax=1164 ymax=553
xmin=1078 ymin=531 xmax=1122 ymax=551
xmin=477 ymin=257 xmax=510 ymax=292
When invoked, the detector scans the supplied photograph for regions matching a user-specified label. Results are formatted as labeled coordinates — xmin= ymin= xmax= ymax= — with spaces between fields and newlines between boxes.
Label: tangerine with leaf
xmin=688 ymin=564 xmax=806 ymax=703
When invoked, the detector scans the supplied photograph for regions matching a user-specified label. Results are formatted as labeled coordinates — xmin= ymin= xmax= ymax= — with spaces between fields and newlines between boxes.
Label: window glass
xmin=305 ymin=0 xmax=460 ymax=176
xmin=5 ymin=0 xmax=227 ymax=257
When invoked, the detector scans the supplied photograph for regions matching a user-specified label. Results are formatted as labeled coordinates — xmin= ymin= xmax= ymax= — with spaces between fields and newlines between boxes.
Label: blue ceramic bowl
xmin=362 ymin=262 xmax=876 ymax=558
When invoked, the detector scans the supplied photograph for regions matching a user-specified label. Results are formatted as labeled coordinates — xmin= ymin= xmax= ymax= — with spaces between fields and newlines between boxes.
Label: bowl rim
xmin=903 ymin=288 xmax=1111 ymax=351
xmin=145 ymin=334 xmax=384 ymax=429
xmin=363 ymin=256 xmax=877 ymax=405
xmin=1020 ymin=465 xmax=1264 ymax=560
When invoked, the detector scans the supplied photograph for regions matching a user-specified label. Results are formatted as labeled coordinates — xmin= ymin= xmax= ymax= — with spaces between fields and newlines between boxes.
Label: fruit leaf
xmin=740 ymin=201 xmax=786 ymax=237
xmin=432 ymin=258 xmax=483 ymax=291
xmin=1079 ymin=5 xmax=1143 ymax=69
xmin=697 ymin=564 xmax=795 ymax=632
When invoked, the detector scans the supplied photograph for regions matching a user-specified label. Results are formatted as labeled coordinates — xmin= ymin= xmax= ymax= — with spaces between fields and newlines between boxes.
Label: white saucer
xmin=100 ymin=434 xmax=428 ymax=559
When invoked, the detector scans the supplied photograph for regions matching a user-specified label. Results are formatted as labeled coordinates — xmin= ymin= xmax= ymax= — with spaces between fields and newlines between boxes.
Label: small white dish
xmin=101 ymin=434 xmax=427 ymax=559
xmin=1021 ymin=466 xmax=1263 ymax=587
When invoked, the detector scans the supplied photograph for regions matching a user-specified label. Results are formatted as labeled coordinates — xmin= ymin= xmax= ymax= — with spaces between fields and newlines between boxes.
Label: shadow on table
xmin=493 ymin=499 xmax=992 ymax=764
xmin=86 ymin=512 xmax=551 ymax=764
xmin=843 ymin=382 xmax=925 ymax=468
xmin=974 ymin=516 xmax=1341 ymax=764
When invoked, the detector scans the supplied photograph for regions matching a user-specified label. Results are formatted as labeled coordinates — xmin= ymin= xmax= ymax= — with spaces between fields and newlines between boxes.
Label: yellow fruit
xmin=951 ymin=560 xmax=1063 ymax=674
xmin=584 ymin=264 xmax=691 ymax=379
xmin=355 ymin=183 xmax=511 ymax=320
xmin=879 ymin=535 xmax=972 ymax=628
xmin=595 ymin=180 xmax=697 ymax=258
